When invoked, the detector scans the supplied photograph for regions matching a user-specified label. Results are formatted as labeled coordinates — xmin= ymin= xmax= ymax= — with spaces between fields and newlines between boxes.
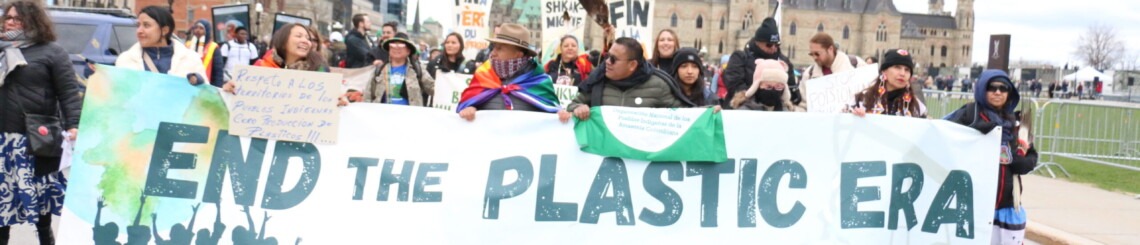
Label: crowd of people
xmin=0 ymin=1 xmax=1038 ymax=243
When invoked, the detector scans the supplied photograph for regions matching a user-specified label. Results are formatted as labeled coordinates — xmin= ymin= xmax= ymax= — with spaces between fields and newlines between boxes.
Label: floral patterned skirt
xmin=0 ymin=132 xmax=67 ymax=226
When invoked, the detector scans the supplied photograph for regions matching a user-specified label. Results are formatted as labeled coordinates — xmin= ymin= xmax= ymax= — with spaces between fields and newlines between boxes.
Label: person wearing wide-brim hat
xmin=356 ymin=32 xmax=436 ymax=107
xmin=456 ymin=23 xmax=560 ymax=122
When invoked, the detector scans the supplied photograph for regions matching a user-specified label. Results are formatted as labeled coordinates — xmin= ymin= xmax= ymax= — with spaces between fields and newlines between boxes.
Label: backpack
xmin=376 ymin=59 xmax=429 ymax=106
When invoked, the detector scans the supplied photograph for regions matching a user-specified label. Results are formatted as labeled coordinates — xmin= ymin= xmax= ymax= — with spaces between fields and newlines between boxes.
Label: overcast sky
xmin=412 ymin=0 xmax=1140 ymax=67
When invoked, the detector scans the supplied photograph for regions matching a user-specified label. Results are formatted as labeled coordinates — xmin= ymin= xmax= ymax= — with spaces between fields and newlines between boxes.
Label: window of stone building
xmin=790 ymin=22 xmax=797 ymax=35
xmin=719 ymin=41 xmax=724 ymax=53
xmin=930 ymin=45 xmax=935 ymax=56
xmin=671 ymin=13 xmax=678 ymax=27
xmin=817 ymin=23 xmax=824 ymax=33
xmin=843 ymin=0 xmax=851 ymax=9
xmin=720 ymin=15 xmax=726 ymax=30
xmin=943 ymin=31 xmax=948 ymax=37
xmin=941 ymin=45 xmax=947 ymax=57
xmin=697 ymin=15 xmax=704 ymax=29
xmin=818 ymin=0 xmax=825 ymax=8
xmin=843 ymin=25 xmax=850 ymax=39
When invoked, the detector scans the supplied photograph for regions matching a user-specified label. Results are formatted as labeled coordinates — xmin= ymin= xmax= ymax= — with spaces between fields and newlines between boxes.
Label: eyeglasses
xmin=761 ymin=43 xmax=777 ymax=48
xmin=2 ymin=15 xmax=21 ymax=23
xmin=606 ymin=55 xmax=632 ymax=64
xmin=986 ymin=84 xmax=1010 ymax=93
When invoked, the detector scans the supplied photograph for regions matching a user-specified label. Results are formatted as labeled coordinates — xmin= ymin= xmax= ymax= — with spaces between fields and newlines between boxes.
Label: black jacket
xmin=344 ymin=30 xmax=374 ymax=68
xmin=1 ymin=43 xmax=83 ymax=133
xmin=1 ymin=43 xmax=83 ymax=174
xmin=722 ymin=43 xmax=797 ymax=108
xmin=945 ymin=103 xmax=1038 ymax=210
xmin=427 ymin=55 xmax=467 ymax=77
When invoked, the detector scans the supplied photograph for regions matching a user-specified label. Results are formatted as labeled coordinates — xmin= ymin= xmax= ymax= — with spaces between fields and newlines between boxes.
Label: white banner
xmin=541 ymin=0 xmax=588 ymax=64
xmin=63 ymin=66 xmax=999 ymax=244
xmin=805 ymin=65 xmax=879 ymax=113
xmin=608 ymin=0 xmax=654 ymax=59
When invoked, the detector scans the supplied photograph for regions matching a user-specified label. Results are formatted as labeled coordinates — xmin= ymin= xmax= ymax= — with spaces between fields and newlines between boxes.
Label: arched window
xmin=842 ymin=25 xmax=850 ymax=39
xmin=790 ymin=22 xmax=797 ymax=35
xmin=941 ymin=45 xmax=948 ymax=57
xmin=930 ymin=45 xmax=935 ymax=56
xmin=719 ymin=40 xmax=724 ymax=53
xmin=817 ymin=23 xmax=824 ymax=33
xmin=697 ymin=15 xmax=703 ymax=29
xmin=671 ymin=13 xmax=678 ymax=27
xmin=720 ymin=15 xmax=726 ymax=30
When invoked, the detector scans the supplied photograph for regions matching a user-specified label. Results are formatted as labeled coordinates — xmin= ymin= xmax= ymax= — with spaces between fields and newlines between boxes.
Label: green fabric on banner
xmin=574 ymin=107 xmax=727 ymax=162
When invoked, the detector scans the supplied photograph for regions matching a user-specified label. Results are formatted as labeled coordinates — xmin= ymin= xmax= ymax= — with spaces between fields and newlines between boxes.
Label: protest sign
xmin=228 ymin=65 xmax=342 ymax=144
xmin=608 ymin=0 xmax=654 ymax=59
xmin=272 ymin=13 xmax=312 ymax=34
xmin=575 ymin=106 xmax=726 ymax=162
xmin=456 ymin=0 xmax=494 ymax=60
xmin=432 ymin=72 xmax=474 ymax=112
xmin=330 ymin=67 xmax=374 ymax=92
xmin=805 ymin=65 xmax=879 ymax=113
xmin=62 ymin=65 xmax=999 ymax=244
xmin=554 ymin=84 xmax=577 ymax=108
xmin=540 ymin=0 xmax=587 ymax=64
xmin=211 ymin=4 xmax=250 ymax=43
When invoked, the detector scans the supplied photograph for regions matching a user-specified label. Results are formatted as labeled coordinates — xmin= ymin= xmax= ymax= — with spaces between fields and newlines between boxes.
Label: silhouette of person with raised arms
xmin=93 ymin=197 xmax=122 ymax=245
xmin=231 ymin=206 xmax=256 ymax=245
xmin=126 ymin=195 xmax=152 ymax=245
xmin=195 ymin=200 xmax=226 ymax=245
xmin=255 ymin=210 xmax=278 ymax=245
xmin=152 ymin=203 xmax=200 ymax=245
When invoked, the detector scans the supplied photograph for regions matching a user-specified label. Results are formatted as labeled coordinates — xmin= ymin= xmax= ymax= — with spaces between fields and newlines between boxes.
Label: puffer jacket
xmin=567 ymin=62 xmax=684 ymax=111
xmin=0 ymin=42 xmax=82 ymax=133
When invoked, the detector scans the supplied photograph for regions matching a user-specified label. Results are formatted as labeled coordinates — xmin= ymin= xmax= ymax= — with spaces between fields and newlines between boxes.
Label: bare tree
xmin=1073 ymin=22 xmax=1125 ymax=71
xmin=1121 ymin=50 xmax=1140 ymax=71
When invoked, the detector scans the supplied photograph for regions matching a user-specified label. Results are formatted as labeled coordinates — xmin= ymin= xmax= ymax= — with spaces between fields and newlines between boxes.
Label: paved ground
xmin=1022 ymin=174 xmax=1140 ymax=245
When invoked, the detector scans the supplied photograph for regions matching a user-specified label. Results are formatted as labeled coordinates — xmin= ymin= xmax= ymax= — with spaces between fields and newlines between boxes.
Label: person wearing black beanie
xmin=849 ymin=49 xmax=927 ymax=118
xmin=722 ymin=17 xmax=799 ymax=109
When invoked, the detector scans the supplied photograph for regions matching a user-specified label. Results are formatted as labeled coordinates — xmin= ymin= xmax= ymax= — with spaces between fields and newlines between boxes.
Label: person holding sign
xmin=650 ymin=29 xmax=679 ymax=76
xmin=543 ymin=35 xmax=592 ymax=86
xmin=669 ymin=48 xmax=718 ymax=107
xmin=457 ymin=24 xmax=560 ymax=121
xmin=353 ymin=33 xmax=435 ymax=107
xmin=942 ymin=69 xmax=1038 ymax=245
xmin=426 ymin=32 xmax=469 ymax=76
xmin=799 ymin=32 xmax=866 ymax=111
xmin=0 ymin=1 xmax=80 ymax=244
xmin=848 ymin=49 xmax=926 ymax=118
xmin=559 ymin=38 xmax=690 ymax=123
xmin=116 ymin=6 xmax=208 ymax=86
xmin=222 ymin=24 xmax=331 ymax=91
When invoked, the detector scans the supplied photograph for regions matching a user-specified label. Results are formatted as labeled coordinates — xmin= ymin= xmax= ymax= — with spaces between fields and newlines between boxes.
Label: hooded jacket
xmin=943 ymin=69 xmax=1037 ymax=212
xmin=723 ymin=42 xmax=797 ymax=108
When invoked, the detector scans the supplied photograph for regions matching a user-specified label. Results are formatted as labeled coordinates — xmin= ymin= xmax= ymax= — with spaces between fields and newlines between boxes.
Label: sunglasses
xmin=606 ymin=55 xmax=631 ymax=64
xmin=986 ymin=84 xmax=1010 ymax=93
xmin=761 ymin=43 xmax=777 ymax=48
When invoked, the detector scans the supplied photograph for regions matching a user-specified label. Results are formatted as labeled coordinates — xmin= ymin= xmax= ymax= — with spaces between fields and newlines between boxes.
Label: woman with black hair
xmin=426 ymin=32 xmax=468 ymax=76
xmin=544 ymin=35 xmax=593 ymax=86
xmin=116 ymin=5 xmax=207 ymax=84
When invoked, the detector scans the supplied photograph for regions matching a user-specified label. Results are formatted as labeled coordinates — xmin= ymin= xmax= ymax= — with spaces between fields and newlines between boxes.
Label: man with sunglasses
xmin=799 ymin=32 xmax=866 ymax=111
xmin=723 ymin=17 xmax=798 ymax=109
xmin=942 ymin=69 xmax=1038 ymax=245
xmin=559 ymin=38 xmax=687 ymax=123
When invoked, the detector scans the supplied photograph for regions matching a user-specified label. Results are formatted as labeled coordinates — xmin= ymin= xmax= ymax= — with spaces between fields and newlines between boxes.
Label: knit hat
xmin=879 ymin=49 xmax=914 ymax=73
xmin=752 ymin=17 xmax=780 ymax=44
xmin=671 ymin=48 xmax=703 ymax=77
xmin=746 ymin=59 xmax=789 ymax=98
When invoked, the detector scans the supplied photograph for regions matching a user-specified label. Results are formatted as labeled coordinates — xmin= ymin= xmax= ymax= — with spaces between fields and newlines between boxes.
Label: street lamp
xmin=255 ymin=2 xmax=264 ymax=40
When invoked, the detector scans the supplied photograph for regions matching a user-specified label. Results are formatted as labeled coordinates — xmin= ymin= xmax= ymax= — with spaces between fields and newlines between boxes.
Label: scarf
xmin=491 ymin=57 xmax=530 ymax=79
xmin=0 ymin=30 xmax=32 ymax=87
xmin=457 ymin=61 xmax=560 ymax=112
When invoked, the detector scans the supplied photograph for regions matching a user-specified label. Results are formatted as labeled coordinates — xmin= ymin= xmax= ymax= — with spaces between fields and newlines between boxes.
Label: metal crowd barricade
xmin=915 ymin=90 xmax=1140 ymax=178
xmin=1033 ymin=100 xmax=1140 ymax=175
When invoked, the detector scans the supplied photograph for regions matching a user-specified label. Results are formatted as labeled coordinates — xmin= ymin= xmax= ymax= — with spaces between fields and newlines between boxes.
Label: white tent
xmin=1063 ymin=67 xmax=1108 ymax=82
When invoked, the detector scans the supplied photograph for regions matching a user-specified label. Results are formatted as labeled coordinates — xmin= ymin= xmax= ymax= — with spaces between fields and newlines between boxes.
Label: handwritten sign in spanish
xmin=455 ymin=0 xmax=494 ymax=60
xmin=229 ymin=65 xmax=343 ymax=144
xmin=540 ymin=0 xmax=587 ymax=65
xmin=609 ymin=0 xmax=655 ymax=59
xmin=805 ymin=65 xmax=878 ymax=113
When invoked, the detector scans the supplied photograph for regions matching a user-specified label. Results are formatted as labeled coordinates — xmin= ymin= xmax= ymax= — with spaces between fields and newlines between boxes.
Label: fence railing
xmin=921 ymin=90 xmax=1140 ymax=177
